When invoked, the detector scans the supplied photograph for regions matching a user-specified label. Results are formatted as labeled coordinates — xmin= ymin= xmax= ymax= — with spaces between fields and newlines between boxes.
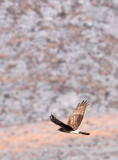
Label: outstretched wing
xmin=67 ymin=100 xmax=89 ymax=130
xmin=50 ymin=114 xmax=73 ymax=130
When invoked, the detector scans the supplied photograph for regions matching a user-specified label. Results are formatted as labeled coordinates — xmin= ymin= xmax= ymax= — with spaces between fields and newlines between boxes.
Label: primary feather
xmin=50 ymin=114 xmax=73 ymax=131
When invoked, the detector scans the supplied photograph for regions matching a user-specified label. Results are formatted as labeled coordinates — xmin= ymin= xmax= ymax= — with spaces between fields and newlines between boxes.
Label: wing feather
xmin=50 ymin=114 xmax=73 ymax=130
xmin=67 ymin=100 xmax=89 ymax=130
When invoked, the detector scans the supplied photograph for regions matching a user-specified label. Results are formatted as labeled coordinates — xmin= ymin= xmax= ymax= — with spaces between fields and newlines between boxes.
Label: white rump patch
xmin=70 ymin=129 xmax=80 ymax=134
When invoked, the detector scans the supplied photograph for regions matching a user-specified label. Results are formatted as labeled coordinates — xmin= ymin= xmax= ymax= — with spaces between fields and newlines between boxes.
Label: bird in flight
xmin=50 ymin=100 xmax=90 ymax=135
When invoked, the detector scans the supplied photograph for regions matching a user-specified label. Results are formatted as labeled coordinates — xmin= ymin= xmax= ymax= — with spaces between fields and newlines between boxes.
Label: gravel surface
xmin=0 ymin=113 xmax=118 ymax=160
xmin=0 ymin=0 xmax=118 ymax=126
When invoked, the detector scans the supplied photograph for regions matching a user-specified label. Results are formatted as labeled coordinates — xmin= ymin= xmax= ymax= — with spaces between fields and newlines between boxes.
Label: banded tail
xmin=79 ymin=131 xmax=90 ymax=135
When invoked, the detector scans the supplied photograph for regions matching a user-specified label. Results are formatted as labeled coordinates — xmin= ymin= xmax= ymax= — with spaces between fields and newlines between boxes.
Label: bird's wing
xmin=50 ymin=114 xmax=73 ymax=130
xmin=67 ymin=100 xmax=89 ymax=130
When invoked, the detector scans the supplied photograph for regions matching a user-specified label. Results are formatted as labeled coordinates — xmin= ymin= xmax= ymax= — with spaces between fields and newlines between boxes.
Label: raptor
xmin=50 ymin=100 xmax=90 ymax=135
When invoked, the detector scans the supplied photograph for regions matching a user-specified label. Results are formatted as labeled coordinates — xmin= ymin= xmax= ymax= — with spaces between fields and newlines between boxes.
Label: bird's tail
xmin=79 ymin=131 xmax=90 ymax=135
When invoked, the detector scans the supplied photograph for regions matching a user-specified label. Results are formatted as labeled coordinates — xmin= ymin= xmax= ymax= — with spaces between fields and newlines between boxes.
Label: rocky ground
xmin=0 ymin=0 xmax=118 ymax=159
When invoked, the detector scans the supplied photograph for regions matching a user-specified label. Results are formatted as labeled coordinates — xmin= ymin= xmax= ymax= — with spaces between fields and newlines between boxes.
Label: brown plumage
xmin=67 ymin=100 xmax=88 ymax=130
xmin=50 ymin=100 xmax=90 ymax=135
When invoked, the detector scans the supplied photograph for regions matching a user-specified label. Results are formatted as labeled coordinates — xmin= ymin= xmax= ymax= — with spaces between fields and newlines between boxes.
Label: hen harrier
xmin=50 ymin=100 xmax=90 ymax=135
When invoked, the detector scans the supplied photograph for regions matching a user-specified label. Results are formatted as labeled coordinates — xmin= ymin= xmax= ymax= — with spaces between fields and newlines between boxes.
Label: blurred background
xmin=0 ymin=0 xmax=118 ymax=160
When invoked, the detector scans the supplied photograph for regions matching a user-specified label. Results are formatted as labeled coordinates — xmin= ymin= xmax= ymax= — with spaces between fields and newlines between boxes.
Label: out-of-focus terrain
xmin=0 ymin=0 xmax=118 ymax=159
xmin=0 ymin=113 xmax=118 ymax=160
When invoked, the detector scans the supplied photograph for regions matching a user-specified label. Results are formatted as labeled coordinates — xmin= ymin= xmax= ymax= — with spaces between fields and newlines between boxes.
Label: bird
xmin=50 ymin=100 xmax=90 ymax=135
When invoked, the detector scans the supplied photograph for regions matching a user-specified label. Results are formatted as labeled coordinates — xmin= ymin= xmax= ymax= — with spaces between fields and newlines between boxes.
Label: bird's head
xmin=50 ymin=114 xmax=54 ymax=120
